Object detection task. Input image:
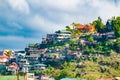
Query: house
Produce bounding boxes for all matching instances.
[33,64,46,70]
[7,62,19,74]
[28,43,40,50]
[55,30,71,41]
[77,24,95,33]
[0,55,9,65]
[0,51,10,65]
[105,31,115,39]
[47,34,57,42]
[19,59,29,68]
[43,49,61,61]
[25,43,42,64]
[40,74,50,80]
[15,52,26,63]
[20,63,46,72]
[21,64,31,72]
[26,50,41,64]
[93,31,115,40]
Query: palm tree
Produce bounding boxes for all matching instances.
[3,49,13,57]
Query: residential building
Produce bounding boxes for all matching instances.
[55,30,71,41]
[0,55,9,65]
[46,34,57,43]
[77,24,95,33]
[19,59,29,68]
[7,62,18,74]
[33,64,46,70]
[21,64,31,72]
[15,52,26,63]
[25,43,42,64]
[26,50,41,64]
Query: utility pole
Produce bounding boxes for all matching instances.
[16,66,19,80]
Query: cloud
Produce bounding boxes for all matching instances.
[1,0,120,50]
[90,0,120,21]
[27,15,65,33]
[26,0,120,25]
[8,0,30,14]
[27,0,80,12]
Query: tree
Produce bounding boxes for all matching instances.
[114,38,120,53]
[92,17,105,33]
[105,20,113,32]
[88,36,94,43]
[66,26,72,32]
[3,49,13,57]
[111,16,120,38]
[67,23,82,38]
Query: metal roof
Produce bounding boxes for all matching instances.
[34,64,46,67]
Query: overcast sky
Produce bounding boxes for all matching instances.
[0,0,120,50]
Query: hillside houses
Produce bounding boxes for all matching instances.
[0,51,10,65]
[0,55,9,65]
[40,30,71,47]
[0,24,118,80]
[77,24,95,33]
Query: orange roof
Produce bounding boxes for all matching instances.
[76,24,95,32]
[77,25,94,29]
[77,25,85,29]
[0,55,9,58]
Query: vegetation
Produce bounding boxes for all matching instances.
[1,16,120,80]
[3,49,13,57]
[38,16,120,80]
[0,76,24,80]
[92,17,105,33]
[111,17,120,37]
[40,53,120,80]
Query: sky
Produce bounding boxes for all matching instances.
[0,0,120,50]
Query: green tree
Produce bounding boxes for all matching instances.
[66,26,72,32]
[111,16,120,37]
[114,38,120,53]
[92,17,105,33]
[88,36,94,42]
[3,49,13,57]
[66,23,82,38]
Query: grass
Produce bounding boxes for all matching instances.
[0,76,24,80]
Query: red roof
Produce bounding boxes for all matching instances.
[77,25,85,29]
[0,55,9,58]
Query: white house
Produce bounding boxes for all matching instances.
[0,55,9,65]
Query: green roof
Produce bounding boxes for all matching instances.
[28,43,36,47]
[34,64,46,67]
[0,66,6,70]
[61,30,71,33]
[56,30,71,34]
